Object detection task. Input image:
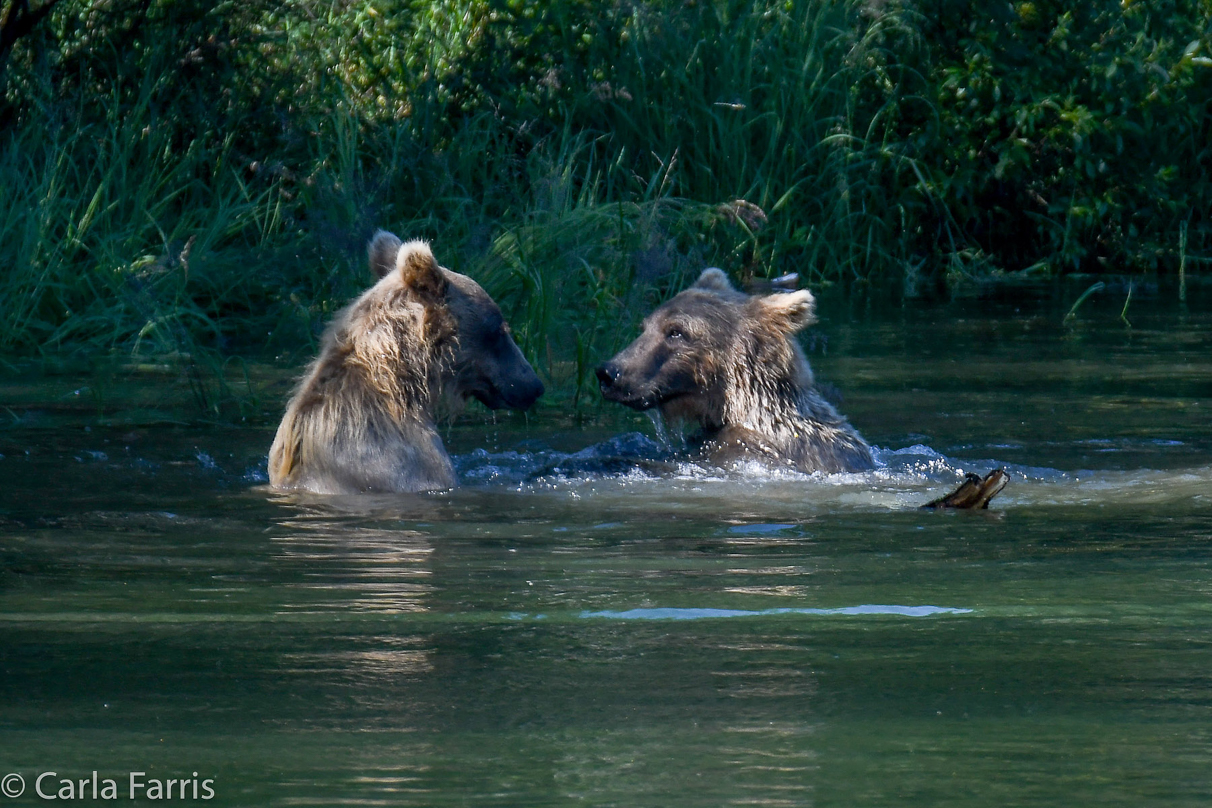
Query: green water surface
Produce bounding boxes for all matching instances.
[1,287,1210,806]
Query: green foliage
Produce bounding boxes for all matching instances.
[898,0,1212,280]
[0,0,1207,414]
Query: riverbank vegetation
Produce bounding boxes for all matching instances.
[1,0,1209,414]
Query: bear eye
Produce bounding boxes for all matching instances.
[666,326,687,342]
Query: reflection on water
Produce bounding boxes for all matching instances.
[270,521,434,614]
[0,290,1210,806]
[580,605,974,619]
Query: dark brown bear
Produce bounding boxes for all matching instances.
[268,231,543,494]
[596,268,873,474]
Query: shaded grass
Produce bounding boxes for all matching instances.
[0,0,1207,420]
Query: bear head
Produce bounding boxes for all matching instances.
[367,230,544,412]
[595,267,816,428]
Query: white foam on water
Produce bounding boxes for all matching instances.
[445,436,1212,512]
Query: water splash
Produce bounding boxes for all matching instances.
[646,409,673,450]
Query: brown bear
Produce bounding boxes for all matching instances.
[268,231,544,494]
[596,268,873,474]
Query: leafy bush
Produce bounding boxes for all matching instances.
[898,0,1212,280]
[0,0,1207,410]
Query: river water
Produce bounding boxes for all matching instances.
[1,285,1209,806]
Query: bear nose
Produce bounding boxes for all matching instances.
[596,363,620,388]
[524,376,545,405]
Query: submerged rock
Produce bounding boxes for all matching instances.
[532,432,677,479]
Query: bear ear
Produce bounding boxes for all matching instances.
[692,267,735,293]
[368,230,404,279]
[751,289,817,333]
[396,240,448,301]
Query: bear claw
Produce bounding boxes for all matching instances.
[921,469,1009,510]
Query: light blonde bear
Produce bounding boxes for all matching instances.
[269,231,543,494]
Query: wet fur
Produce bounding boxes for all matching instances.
[598,268,873,474]
[269,232,542,494]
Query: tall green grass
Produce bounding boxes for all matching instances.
[0,0,1206,416]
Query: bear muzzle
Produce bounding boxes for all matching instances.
[595,362,621,389]
[507,375,545,409]
[596,362,659,410]
[474,374,544,410]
